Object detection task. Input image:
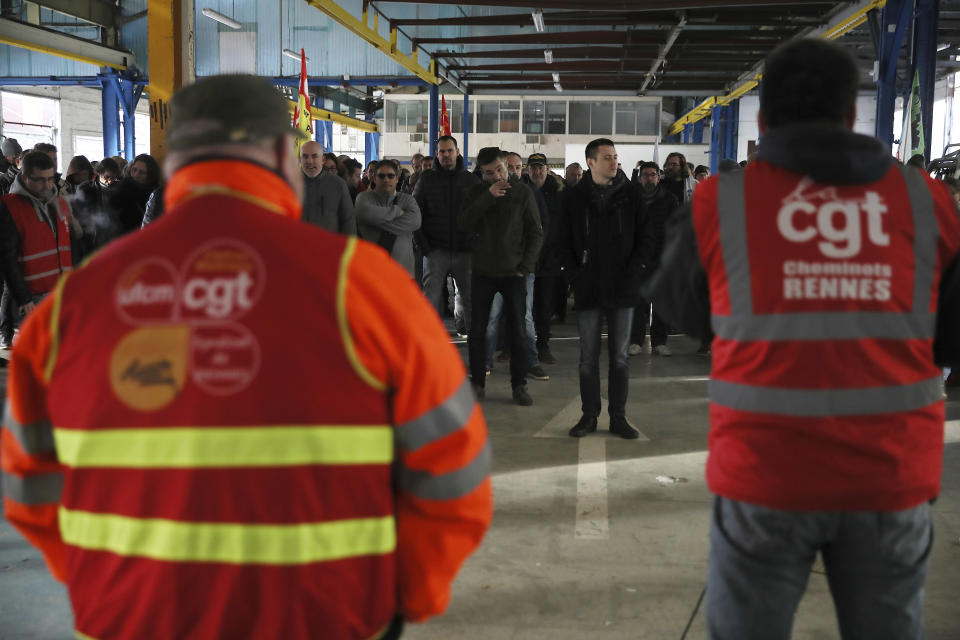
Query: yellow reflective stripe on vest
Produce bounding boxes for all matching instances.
[54,425,393,468]
[59,507,396,565]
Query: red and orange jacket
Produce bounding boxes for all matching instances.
[1,160,492,640]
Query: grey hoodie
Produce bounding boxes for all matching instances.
[354,189,422,277]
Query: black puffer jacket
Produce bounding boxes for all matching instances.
[413,156,479,253]
[558,170,652,310]
[526,175,563,275]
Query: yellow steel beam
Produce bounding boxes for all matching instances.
[148,0,184,164]
[0,17,131,69]
[304,0,439,85]
[287,101,379,134]
[669,0,886,136]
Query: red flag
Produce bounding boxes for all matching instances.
[292,48,312,153]
[439,95,451,137]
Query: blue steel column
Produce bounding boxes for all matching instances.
[682,123,691,144]
[428,84,439,158]
[913,0,939,161]
[692,119,705,145]
[100,73,121,158]
[463,93,470,169]
[119,77,144,161]
[874,0,913,148]
[723,103,737,163]
[710,105,720,175]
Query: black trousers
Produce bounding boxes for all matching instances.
[631,296,668,347]
[469,274,527,388]
[533,274,557,346]
[378,616,404,640]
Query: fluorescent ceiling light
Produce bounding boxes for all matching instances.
[554,82,562,92]
[283,48,309,62]
[201,8,241,30]
[552,72,560,83]
[544,49,553,64]
[938,43,951,52]
[532,9,545,33]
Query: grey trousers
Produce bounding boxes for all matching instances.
[707,496,932,640]
[423,249,471,333]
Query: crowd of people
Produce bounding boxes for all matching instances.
[2,37,960,639]
[0,140,161,348]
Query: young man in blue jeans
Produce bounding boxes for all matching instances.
[558,138,652,438]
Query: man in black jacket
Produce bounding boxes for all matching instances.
[414,136,479,332]
[559,138,651,439]
[459,147,543,406]
[525,153,563,364]
[629,161,678,357]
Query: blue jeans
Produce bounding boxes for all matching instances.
[485,273,538,368]
[707,496,932,640]
[577,307,633,417]
[423,249,471,333]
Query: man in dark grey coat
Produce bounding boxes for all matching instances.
[299,140,355,235]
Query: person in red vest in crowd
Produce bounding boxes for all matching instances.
[0,150,74,334]
[1,74,492,640]
[647,38,960,639]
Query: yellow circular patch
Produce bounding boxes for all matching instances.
[109,326,190,411]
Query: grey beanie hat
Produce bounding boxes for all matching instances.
[1,138,22,158]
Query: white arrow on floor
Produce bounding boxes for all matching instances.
[535,395,649,540]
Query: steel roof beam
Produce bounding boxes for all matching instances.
[390,11,821,28]
[375,1,834,10]
[304,0,438,84]
[0,16,133,69]
[32,0,117,28]
[447,60,753,72]
[414,31,788,46]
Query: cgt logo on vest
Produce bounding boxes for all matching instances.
[179,240,265,322]
[777,180,893,302]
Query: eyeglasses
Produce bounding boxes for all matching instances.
[640,172,660,178]
[376,173,397,179]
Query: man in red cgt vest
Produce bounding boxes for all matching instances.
[648,38,960,639]
[2,74,491,640]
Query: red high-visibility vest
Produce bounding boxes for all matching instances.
[3,193,72,295]
[693,163,960,511]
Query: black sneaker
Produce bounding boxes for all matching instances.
[538,344,557,364]
[527,365,549,381]
[472,383,485,400]
[568,415,597,438]
[609,416,640,440]
[512,385,533,406]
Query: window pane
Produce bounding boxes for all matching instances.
[386,102,398,132]
[500,100,520,110]
[500,109,519,133]
[523,100,544,134]
[411,101,428,133]
[590,102,613,135]
[569,102,590,135]
[477,100,499,133]
[636,103,659,135]
[450,99,463,134]
[615,106,636,136]
[546,101,566,134]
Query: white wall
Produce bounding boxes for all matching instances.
[0,85,150,171]
[738,93,881,161]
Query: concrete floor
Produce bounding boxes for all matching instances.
[2,324,960,639]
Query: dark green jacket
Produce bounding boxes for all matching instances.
[458,175,543,277]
